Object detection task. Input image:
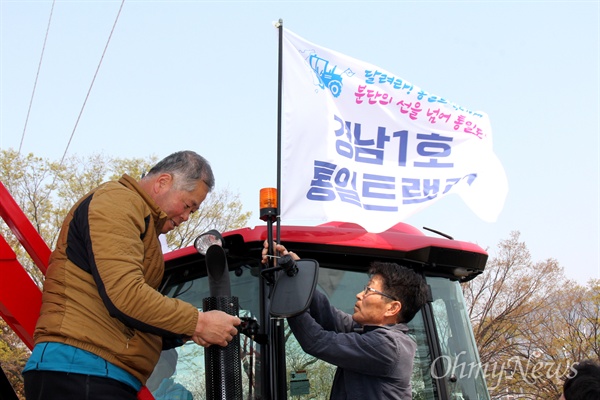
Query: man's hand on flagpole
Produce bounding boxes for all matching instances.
[261,240,300,265]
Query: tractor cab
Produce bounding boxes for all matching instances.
[154,221,491,400]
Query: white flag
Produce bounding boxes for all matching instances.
[280,28,508,232]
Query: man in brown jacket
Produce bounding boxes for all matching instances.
[23,150,240,400]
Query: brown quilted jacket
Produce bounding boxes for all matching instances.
[33,174,198,384]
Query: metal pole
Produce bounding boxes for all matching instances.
[272,17,288,400]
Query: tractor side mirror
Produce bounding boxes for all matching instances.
[269,259,319,318]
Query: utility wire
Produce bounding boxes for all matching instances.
[40,0,125,206]
[57,0,126,168]
[18,0,56,155]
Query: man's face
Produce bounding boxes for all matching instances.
[352,274,396,326]
[152,174,209,233]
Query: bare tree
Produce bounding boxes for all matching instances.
[465,233,562,353]
[462,231,599,399]
[0,320,28,398]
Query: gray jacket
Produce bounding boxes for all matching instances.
[287,290,415,399]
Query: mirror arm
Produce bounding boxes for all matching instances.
[238,317,268,345]
[259,265,285,285]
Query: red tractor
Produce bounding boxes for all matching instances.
[0,181,491,399]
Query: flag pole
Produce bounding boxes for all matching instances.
[271,18,287,400]
[276,18,283,244]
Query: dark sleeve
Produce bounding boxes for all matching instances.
[306,290,355,333]
[287,312,405,377]
[162,336,185,350]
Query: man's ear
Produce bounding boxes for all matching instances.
[385,301,402,319]
[154,173,173,193]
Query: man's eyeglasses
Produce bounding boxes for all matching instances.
[363,286,397,301]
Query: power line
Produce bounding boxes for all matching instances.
[39,0,126,206]
[57,0,126,168]
[18,0,56,155]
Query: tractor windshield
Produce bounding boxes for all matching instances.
[155,264,489,400]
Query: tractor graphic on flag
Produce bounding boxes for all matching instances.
[308,54,354,98]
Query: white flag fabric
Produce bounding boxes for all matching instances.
[280,28,508,232]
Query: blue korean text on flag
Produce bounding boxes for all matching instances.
[280,28,508,233]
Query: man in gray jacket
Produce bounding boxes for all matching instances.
[266,244,428,400]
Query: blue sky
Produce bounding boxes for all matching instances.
[1,1,598,284]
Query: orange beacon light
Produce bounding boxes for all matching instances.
[259,187,278,222]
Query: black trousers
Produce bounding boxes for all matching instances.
[24,370,138,400]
